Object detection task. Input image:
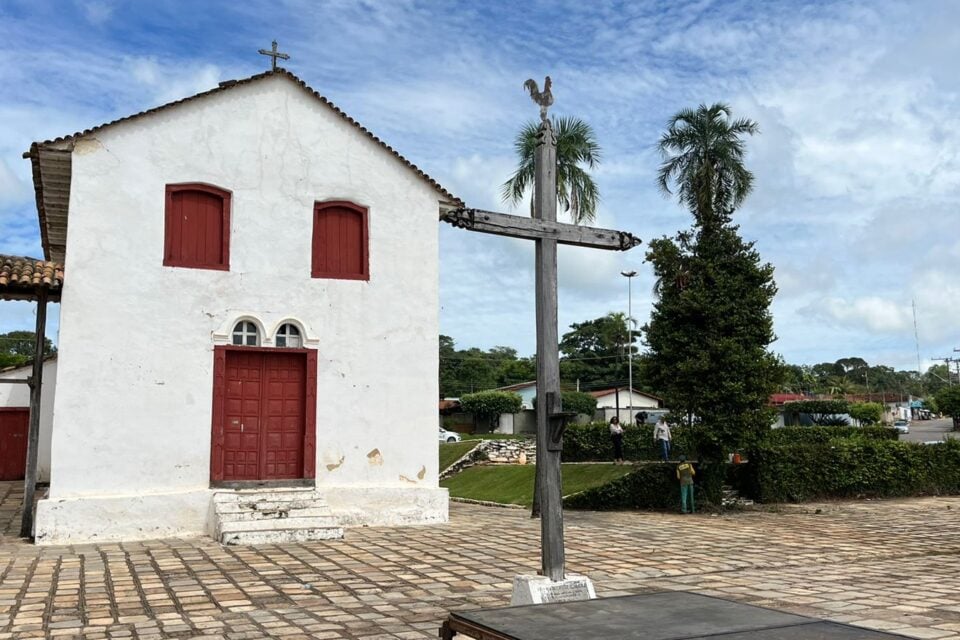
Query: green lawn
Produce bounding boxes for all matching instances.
[439,441,478,472]
[440,464,632,506]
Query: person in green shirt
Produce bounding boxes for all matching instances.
[676,455,695,514]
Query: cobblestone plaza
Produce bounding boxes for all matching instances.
[1,483,959,639]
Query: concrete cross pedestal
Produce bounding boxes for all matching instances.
[510,574,597,605]
[440,76,641,600]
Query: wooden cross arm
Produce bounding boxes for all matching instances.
[440,208,642,251]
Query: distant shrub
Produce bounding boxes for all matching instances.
[561,391,598,416]
[460,391,523,431]
[563,422,695,461]
[849,402,884,426]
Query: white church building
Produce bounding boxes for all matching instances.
[21,68,458,544]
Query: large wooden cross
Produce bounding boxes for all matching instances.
[441,80,641,582]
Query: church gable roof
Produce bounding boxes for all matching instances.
[26,68,461,262]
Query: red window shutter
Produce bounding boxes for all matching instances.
[164,184,231,270]
[312,201,369,280]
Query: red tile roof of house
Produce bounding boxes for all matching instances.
[0,254,63,301]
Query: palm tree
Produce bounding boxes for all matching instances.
[502,116,601,224]
[657,103,758,226]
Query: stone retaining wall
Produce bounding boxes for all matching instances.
[440,439,538,480]
[482,439,537,464]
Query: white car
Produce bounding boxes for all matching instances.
[439,428,461,443]
[892,420,910,434]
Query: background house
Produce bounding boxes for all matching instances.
[0,358,56,483]
[590,387,664,424]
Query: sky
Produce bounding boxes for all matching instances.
[0,0,958,370]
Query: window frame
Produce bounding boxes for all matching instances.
[311,200,369,281]
[231,321,260,346]
[164,183,232,271]
[275,323,302,348]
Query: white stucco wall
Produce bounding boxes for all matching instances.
[593,390,660,410]
[0,359,57,482]
[37,75,445,542]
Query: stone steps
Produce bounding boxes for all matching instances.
[211,488,343,545]
[721,485,754,508]
[216,507,334,522]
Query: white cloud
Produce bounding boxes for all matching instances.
[126,58,223,105]
[1,0,958,368]
[79,1,115,26]
[810,296,913,333]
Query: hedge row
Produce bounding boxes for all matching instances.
[746,439,960,503]
[562,422,696,462]
[761,426,898,446]
[563,461,730,510]
[561,424,895,462]
[564,464,688,510]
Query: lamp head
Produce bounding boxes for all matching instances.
[621,270,638,278]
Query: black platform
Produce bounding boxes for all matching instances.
[440,591,909,639]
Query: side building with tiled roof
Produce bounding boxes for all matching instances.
[27,68,457,544]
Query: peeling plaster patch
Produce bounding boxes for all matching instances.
[417,465,426,480]
[399,474,416,484]
[367,448,383,465]
[74,138,104,155]
[325,455,345,472]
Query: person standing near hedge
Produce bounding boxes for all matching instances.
[654,416,672,461]
[676,455,695,513]
[609,416,625,465]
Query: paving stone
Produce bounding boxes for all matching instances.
[2,483,960,637]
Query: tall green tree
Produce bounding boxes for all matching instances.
[502,116,601,224]
[559,312,643,390]
[657,103,758,228]
[936,386,960,431]
[645,104,779,459]
[0,331,57,369]
[438,336,535,398]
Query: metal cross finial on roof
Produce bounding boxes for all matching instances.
[258,40,290,71]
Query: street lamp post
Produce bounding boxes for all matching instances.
[622,270,638,423]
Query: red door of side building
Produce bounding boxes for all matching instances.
[0,409,29,481]
[213,349,314,482]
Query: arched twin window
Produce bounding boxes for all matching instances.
[232,321,259,346]
[230,321,302,348]
[275,323,301,348]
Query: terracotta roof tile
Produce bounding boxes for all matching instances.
[0,254,64,300]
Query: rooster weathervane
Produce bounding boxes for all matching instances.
[523,76,553,122]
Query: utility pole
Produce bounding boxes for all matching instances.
[932,357,956,386]
[621,270,637,423]
[913,300,924,395]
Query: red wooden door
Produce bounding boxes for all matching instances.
[262,352,306,479]
[0,409,29,481]
[223,352,264,480]
[221,351,305,481]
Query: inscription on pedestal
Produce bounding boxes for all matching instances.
[511,574,596,606]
